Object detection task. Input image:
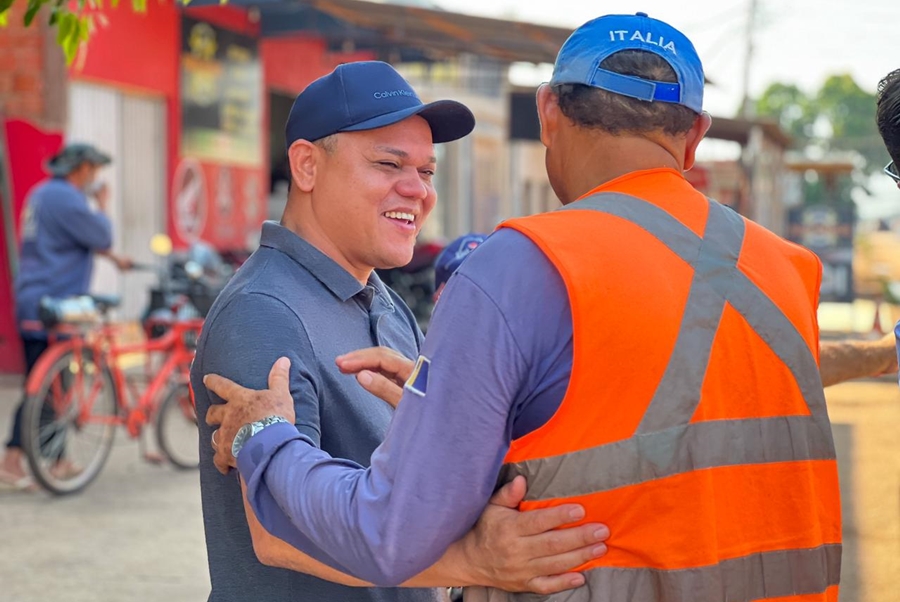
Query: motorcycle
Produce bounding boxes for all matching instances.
[140,236,233,339]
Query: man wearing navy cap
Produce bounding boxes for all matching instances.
[207,14,841,601]
[432,233,487,302]
[191,61,609,602]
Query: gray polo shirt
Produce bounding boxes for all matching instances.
[191,222,442,602]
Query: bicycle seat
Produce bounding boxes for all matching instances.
[90,294,122,310]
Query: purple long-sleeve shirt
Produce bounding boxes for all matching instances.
[237,228,574,585]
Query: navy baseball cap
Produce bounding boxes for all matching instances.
[551,12,704,113]
[286,61,475,149]
[434,233,487,290]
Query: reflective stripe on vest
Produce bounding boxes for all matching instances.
[468,545,840,602]
[501,193,835,502]
[480,192,839,602]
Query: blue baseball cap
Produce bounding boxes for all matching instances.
[434,233,488,290]
[551,12,704,113]
[286,61,475,149]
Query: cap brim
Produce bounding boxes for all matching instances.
[341,100,475,143]
[87,151,112,166]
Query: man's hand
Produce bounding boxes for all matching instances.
[204,357,295,474]
[874,332,899,376]
[456,476,609,593]
[93,182,109,212]
[336,347,415,408]
[113,254,134,271]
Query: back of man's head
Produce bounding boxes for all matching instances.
[550,13,704,137]
[555,50,698,137]
[877,69,900,165]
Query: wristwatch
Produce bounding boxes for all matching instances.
[232,415,291,459]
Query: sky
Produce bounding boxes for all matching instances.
[437,0,900,218]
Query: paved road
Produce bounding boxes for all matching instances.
[0,375,898,602]
[0,376,209,602]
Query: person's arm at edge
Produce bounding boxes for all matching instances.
[819,333,898,387]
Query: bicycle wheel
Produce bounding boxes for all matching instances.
[155,383,199,470]
[21,348,118,495]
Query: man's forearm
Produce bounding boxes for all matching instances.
[819,336,897,387]
[238,423,487,586]
[242,479,472,588]
[241,480,369,587]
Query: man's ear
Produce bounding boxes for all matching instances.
[684,111,713,171]
[536,84,561,150]
[287,140,319,193]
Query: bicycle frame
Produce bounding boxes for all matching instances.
[22,317,204,438]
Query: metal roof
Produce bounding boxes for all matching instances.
[707,116,793,149]
[193,0,575,63]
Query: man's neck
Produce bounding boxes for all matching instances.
[281,208,373,286]
[559,135,683,204]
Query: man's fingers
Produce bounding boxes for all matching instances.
[206,404,224,426]
[336,347,414,384]
[268,357,292,395]
[524,572,586,596]
[356,370,404,408]
[214,450,232,475]
[489,475,527,509]
[529,522,609,555]
[528,543,608,582]
[204,373,246,402]
[515,503,587,536]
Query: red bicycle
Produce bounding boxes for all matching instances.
[20,295,203,495]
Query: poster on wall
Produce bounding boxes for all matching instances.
[180,17,263,167]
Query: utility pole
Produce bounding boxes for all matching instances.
[739,0,758,119]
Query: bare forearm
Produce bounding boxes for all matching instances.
[241,480,369,586]
[819,335,897,387]
[242,479,469,587]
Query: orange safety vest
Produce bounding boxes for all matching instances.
[468,168,841,602]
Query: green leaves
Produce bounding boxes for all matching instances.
[23,0,43,26]
[755,74,886,176]
[55,11,83,62]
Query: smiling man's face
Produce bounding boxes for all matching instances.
[308,116,438,278]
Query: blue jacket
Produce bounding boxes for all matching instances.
[15,178,112,337]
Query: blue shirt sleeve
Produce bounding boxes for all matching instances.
[51,191,113,251]
[238,230,572,586]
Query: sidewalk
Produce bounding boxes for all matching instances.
[0,376,210,602]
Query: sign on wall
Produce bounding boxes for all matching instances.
[181,17,263,167]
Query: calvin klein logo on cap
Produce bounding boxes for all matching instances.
[374,90,417,99]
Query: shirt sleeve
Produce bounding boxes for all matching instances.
[52,193,113,251]
[199,291,323,445]
[238,272,530,585]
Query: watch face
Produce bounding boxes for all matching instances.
[232,425,252,457]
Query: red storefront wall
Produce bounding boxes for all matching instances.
[0,2,373,373]
[74,3,370,252]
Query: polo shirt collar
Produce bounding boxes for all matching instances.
[258,222,391,305]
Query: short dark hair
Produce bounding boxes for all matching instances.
[554,50,698,136]
[876,69,900,164]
